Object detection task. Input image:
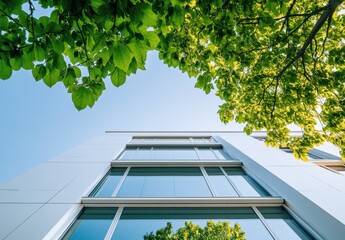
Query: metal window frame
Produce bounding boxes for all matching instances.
[81,197,285,207]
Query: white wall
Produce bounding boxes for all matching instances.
[0,133,132,240]
[217,133,345,240]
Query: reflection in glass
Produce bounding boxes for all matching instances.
[258,207,313,240]
[223,167,268,196]
[62,208,117,240]
[213,149,229,159]
[204,167,238,196]
[111,207,273,240]
[116,167,212,197]
[90,168,126,197]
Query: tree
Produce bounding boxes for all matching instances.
[143,221,246,240]
[0,0,344,159]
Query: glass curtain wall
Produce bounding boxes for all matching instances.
[62,136,315,240]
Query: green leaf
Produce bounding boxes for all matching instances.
[73,66,82,78]
[98,48,111,66]
[86,35,95,52]
[62,68,76,87]
[142,31,160,49]
[90,67,102,79]
[140,3,157,26]
[111,67,126,87]
[171,6,184,28]
[34,45,46,62]
[127,58,138,74]
[127,39,148,65]
[0,16,9,30]
[72,85,92,110]
[43,69,60,87]
[243,125,253,135]
[91,33,106,53]
[195,75,207,89]
[21,53,35,70]
[10,57,23,71]
[104,19,114,31]
[32,64,47,81]
[52,38,65,53]
[0,59,12,80]
[90,0,106,13]
[113,44,133,72]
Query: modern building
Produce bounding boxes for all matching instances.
[0,131,345,239]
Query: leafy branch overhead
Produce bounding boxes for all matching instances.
[0,0,344,159]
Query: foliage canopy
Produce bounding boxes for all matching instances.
[143,221,246,240]
[0,0,344,159]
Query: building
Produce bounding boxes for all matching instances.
[0,131,345,239]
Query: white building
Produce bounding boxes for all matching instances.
[0,131,344,239]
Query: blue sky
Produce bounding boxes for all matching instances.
[0,51,243,184]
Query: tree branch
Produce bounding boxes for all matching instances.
[76,20,92,69]
[237,5,327,25]
[28,0,35,38]
[276,1,342,79]
[280,0,296,31]
[0,9,32,34]
[270,77,279,120]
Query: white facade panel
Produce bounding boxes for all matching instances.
[0,204,42,239]
[4,204,74,240]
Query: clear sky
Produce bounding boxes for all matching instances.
[0,51,244,184]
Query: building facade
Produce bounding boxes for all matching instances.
[0,131,344,239]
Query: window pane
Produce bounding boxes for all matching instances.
[111,207,273,240]
[223,168,268,196]
[150,148,198,160]
[90,168,126,197]
[258,207,313,240]
[119,149,136,160]
[204,167,238,196]
[213,149,230,159]
[198,148,217,159]
[227,176,262,196]
[133,147,151,159]
[151,148,174,159]
[173,148,198,159]
[62,208,117,240]
[116,167,212,197]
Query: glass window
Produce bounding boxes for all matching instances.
[119,148,136,160]
[62,208,117,240]
[116,167,212,197]
[213,149,230,159]
[133,147,151,160]
[90,168,126,197]
[119,147,231,160]
[307,148,341,161]
[258,207,313,240]
[131,136,214,143]
[223,168,269,196]
[151,148,174,159]
[204,167,238,196]
[111,207,273,240]
[151,147,198,160]
[198,148,217,159]
[172,148,199,159]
